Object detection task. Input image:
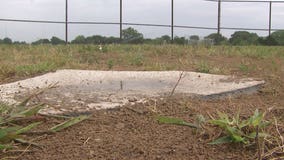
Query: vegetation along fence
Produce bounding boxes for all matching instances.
[0,0,283,44]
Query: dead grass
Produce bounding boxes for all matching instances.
[0,44,283,82]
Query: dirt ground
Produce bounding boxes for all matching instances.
[1,93,283,160]
[0,45,284,160]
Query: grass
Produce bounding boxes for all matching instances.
[196,61,210,73]
[0,44,283,82]
[0,44,283,159]
[0,96,88,151]
[208,109,270,145]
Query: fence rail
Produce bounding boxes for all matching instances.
[0,0,283,44]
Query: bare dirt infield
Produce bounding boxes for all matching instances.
[0,45,283,160]
[1,94,284,160]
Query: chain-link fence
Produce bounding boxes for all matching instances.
[0,0,283,44]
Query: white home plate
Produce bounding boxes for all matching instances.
[0,70,265,115]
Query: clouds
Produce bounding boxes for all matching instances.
[0,0,283,42]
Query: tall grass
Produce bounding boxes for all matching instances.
[0,44,283,82]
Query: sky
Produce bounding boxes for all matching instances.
[0,0,283,42]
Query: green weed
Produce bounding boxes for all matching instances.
[107,59,114,70]
[196,61,210,73]
[239,64,249,72]
[129,53,144,66]
[157,116,198,128]
[0,90,88,151]
[209,109,270,145]
[15,62,57,76]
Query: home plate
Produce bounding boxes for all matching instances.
[0,70,265,115]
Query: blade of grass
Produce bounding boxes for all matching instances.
[0,127,21,140]
[12,104,45,119]
[49,115,89,132]
[157,116,198,128]
[17,83,58,107]
[208,136,233,145]
[15,122,42,135]
[14,139,42,149]
[0,144,12,150]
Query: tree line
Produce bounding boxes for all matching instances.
[1,27,284,46]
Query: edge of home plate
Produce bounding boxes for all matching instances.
[0,70,265,115]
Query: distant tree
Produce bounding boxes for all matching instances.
[229,31,259,45]
[50,36,65,45]
[148,35,171,45]
[205,33,227,45]
[86,35,106,44]
[105,36,120,44]
[122,27,144,44]
[3,37,13,45]
[0,39,3,44]
[71,35,86,44]
[258,36,278,46]
[270,30,284,45]
[32,39,50,45]
[71,35,119,44]
[190,35,200,41]
[160,35,171,44]
[13,41,27,45]
[173,36,187,45]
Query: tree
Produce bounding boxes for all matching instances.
[148,35,171,45]
[173,36,187,45]
[105,36,120,44]
[229,31,259,45]
[160,35,171,44]
[271,30,284,45]
[190,35,200,41]
[3,37,13,44]
[122,27,144,44]
[13,41,27,45]
[258,36,278,46]
[85,35,106,44]
[32,39,50,45]
[50,36,65,45]
[71,35,86,44]
[205,33,227,45]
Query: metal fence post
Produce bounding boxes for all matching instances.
[65,0,68,44]
[269,1,272,36]
[120,0,123,41]
[217,0,221,35]
[171,0,174,42]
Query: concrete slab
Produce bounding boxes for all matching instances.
[0,70,265,115]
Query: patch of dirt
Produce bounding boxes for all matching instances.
[1,93,283,160]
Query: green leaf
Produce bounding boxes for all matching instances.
[15,122,42,135]
[231,134,246,143]
[209,136,233,145]
[247,132,270,139]
[14,104,44,118]
[50,115,89,132]
[239,119,250,129]
[0,127,21,140]
[224,125,238,135]
[0,144,12,150]
[157,116,198,128]
[259,121,271,129]
[209,119,228,128]
[249,109,264,127]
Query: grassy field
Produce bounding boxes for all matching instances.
[0,44,284,159]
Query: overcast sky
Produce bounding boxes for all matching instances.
[0,0,283,42]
